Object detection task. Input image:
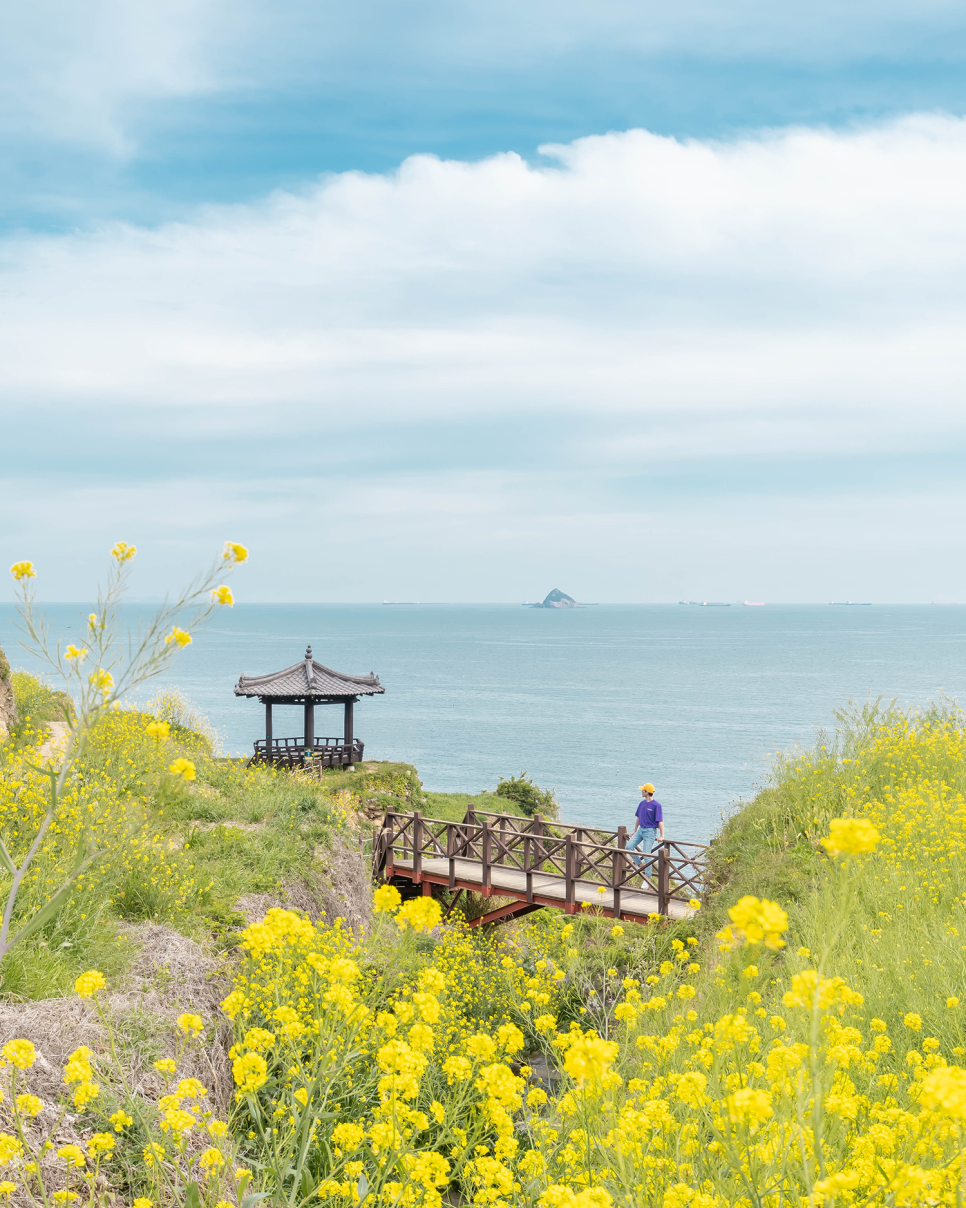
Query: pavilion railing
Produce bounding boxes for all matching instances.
[249,737,364,769]
[372,807,707,919]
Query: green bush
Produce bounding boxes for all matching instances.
[494,771,557,817]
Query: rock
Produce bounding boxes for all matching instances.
[0,645,15,740]
[533,588,578,609]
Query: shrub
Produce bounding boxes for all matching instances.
[495,771,557,817]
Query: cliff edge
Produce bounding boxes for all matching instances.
[0,645,15,740]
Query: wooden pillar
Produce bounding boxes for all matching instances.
[481,820,492,898]
[565,833,576,913]
[613,825,627,922]
[344,698,354,746]
[265,701,273,752]
[385,806,396,878]
[658,843,670,915]
[447,823,457,889]
[413,811,423,882]
[304,698,315,749]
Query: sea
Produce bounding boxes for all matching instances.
[2,602,966,843]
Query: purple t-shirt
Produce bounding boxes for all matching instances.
[636,799,664,829]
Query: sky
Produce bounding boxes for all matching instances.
[4,0,966,602]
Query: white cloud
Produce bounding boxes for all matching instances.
[2,115,966,424]
[0,0,230,150]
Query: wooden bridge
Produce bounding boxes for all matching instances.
[372,808,708,927]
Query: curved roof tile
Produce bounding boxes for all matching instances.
[235,646,384,699]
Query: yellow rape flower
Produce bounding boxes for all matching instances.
[820,817,880,856]
[9,561,36,581]
[88,669,114,697]
[233,1052,268,1094]
[64,644,88,663]
[145,720,170,741]
[222,542,249,564]
[921,1066,966,1118]
[199,1147,225,1175]
[74,970,106,998]
[164,627,192,648]
[212,585,234,605]
[719,896,788,950]
[110,541,137,562]
[177,1013,204,1037]
[57,1145,86,1168]
[373,883,402,913]
[169,758,196,780]
[726,1087,773,1125]
[396,896,442,933]
[2,1039,36,1069]
[15,1094,43,1117]
[563,1033,618,1086]
[0,1137,20,1167]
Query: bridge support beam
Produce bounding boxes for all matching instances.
[467,902,544,929]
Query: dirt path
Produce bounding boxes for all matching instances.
[37,721,70,762]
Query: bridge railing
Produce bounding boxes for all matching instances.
[372,807,708,917]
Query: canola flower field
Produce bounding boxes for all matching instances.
[3,692,966,1207]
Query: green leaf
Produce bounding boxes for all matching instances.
[0,840,16,878]
[240,1194,270,1208]
[8,881,76,948]
[184,1181,201,1208]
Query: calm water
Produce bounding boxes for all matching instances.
[3,603,966,842]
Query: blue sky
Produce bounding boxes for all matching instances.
[4,0,966,601]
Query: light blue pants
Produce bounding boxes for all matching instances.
[627,826,658,870]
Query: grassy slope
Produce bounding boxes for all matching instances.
[687,699,966,1051]
[0,674,538,997]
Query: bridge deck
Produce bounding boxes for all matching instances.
[392,855,695,922]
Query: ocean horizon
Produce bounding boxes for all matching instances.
[3,602,965,843]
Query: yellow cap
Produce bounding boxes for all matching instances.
[640,783,655,793]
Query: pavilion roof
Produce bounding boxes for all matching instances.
[234,646,385,700]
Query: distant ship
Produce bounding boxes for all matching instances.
[700,602,730,607]
[743,601,765,606]
[829,601,871,606]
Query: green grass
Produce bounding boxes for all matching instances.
[421,790,527,823]
[7,670,74,746]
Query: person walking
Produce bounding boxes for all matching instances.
[627,782,665,873]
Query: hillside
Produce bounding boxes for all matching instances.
[2,678,966,1207]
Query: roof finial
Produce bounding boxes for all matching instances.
[305,645,312,660]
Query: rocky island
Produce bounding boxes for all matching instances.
[532,587,578,608]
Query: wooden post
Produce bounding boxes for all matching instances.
[498,815,506,866]
[524,834,534,904]
[658,843,670,915]
[565,833,576,912]
[344,698,354,747]
[481,820,492,897]
[265,701,273,759]
[385,807,396,878]
[303,699,315,751]
[613,825,627,922]
[532,814,544,870]
[413,811,423,883]
[447,823,456,889]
